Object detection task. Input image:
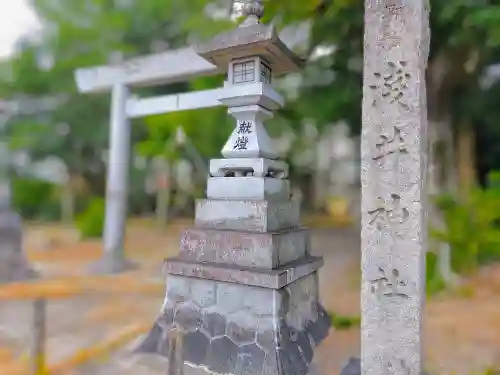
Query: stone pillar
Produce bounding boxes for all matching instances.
[341,1,430,375]
[0,107,35,282]
[137,2,331,373]
[90,83,136,273]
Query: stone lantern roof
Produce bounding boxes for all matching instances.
[195,1,304,76]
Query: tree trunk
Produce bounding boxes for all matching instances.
[427,52,460,285]
[456,121,477,198]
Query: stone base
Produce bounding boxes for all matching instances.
[206,177,290,201]
[0,255,37,283]
[179,227,310,269]
[87,256,137,275]
[340,357,360,375]
[195,199,301,233]
[0,210,37,283]
[136,272,330,375]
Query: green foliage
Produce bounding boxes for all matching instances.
[76,197,105,239]
[425,252,446,295]
[11,178,60,221]
[430,187,500,276]
[329,312,360,330]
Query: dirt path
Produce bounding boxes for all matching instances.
[1,222,499,375]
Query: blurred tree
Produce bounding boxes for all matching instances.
[260,0,500,195]
[2,0,500,204]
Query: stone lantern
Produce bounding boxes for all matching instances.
[137,2,331,374]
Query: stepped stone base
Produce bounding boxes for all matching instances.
[137,272,330,375]
[179,227,310,269]
[195,199,301,233]
[0,211,37,283]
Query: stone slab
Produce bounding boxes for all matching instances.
[210,158,288,178]
[179,227,309,269]
[195,199,301,232]
[164,256,323,290]
[206,177,290,201]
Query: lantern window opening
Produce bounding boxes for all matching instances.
[233,60,256,84]
[260,60,272,84]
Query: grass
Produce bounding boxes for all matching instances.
[329,311,361,330]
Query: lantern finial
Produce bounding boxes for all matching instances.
[240,0,264,26]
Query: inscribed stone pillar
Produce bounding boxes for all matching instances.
[341,1,430,375]
[136,2,331,374]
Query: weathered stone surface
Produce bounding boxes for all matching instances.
[134,322,163,354]
[183,331,209,365]
[201,310,226,338]
[206,177,290,201]
[210,158,288,178]
[136,274,330,374]
[166,275,191,303]
[174,302,202,332]
[306,304,330,345]
[206,336,239,374]
[210,157,288,178]
[164,256,323,289]
[195,199,301,233]
[195,22,303,76]
[340,357,361,375]
[235,344,266,375]
[190,278,217,308]
[0,211,36,283]
[179,227,308,269]
[361,1,429,375]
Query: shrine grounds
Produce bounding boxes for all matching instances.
[0,219,499,375]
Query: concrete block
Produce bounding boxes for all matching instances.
[206,177,290,200]
[195,199,300,232]
[210,158,288,178]
[179,228,308,269]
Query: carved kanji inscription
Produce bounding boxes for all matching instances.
[384,0,403,14]
[369,267,409,299]
[369,61,411,110]
[386,359,411,375]
[373,126,407,161]
[237,121,252,134]
[368,194,409,229]
[233,136,249,150]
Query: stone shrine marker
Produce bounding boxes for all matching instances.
[137,2,331,374]
[342,1,430,375]
[0,97,62,282]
